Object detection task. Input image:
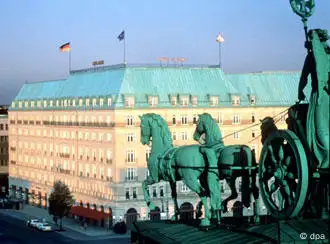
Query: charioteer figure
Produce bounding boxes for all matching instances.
[298,29,330,169]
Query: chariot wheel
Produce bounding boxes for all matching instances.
[259,129,309,219]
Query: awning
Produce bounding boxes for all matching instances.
[70,206,111,221]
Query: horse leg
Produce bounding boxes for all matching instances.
[142,176,157,211]
[207,170,221,225]
[183,174,211,227]
[222,177,238,213]
[169,181,179,221]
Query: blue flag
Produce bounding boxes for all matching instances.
[118,31,125,41]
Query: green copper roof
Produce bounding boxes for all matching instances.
[10,65,308,111]
[227,71,311,106]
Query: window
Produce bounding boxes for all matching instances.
[172,115,176,125]
[50,100,53,107]
[79,99,83,106]
[172,132,177,141]
[92,98,97,106]
[0,124,3,130]
[152,186,157,197]
[125,188,130,200]
[233,132,240,139]
[232,95,240,105]
[159,186,164,197]
[86,99,90,107]
[19,101,22,108]
[252,130,256,138]
[180,96,189,106]
[31,101,35,108]
[252,113,256,123]
[126,149,135,163]
[148,96,158,107]
[191,96,197,106]
[250,95,256,105]
[107,98,112,107]
[126,168,137,181]
[181,131,188,140]
[64,100,67,107]
[100,98,104,107]
[233,114,240,124]
[125,96,134,108]
[5,124,8,131]
[132,187,137,199]
[127,133,136,142]
[210,96,219,106]
[193,114,197,124]
[126,116,134,126]
[181,115,188,125]
[171,96,177,106]
[43,100,47,107]
[181,183,190,192]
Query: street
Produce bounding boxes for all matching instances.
[0,212,130,244]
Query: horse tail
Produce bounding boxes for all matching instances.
[241,145,254,208]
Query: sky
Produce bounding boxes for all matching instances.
[0,0,329,105]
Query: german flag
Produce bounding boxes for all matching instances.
[59,42,71,52]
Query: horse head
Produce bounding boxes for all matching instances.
[193,113,222,145]
[139,113,173,149]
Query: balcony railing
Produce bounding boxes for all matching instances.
[41,121,116,128]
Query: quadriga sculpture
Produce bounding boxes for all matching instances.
[139,113,221,227]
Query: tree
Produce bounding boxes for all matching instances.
[48,180,75,230]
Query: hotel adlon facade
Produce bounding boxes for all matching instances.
[8,64,302,223]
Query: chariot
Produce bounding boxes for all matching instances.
[258,0,329,221]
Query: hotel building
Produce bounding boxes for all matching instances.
[0,111,9,197]
[8,64,304,225]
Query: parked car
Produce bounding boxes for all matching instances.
[29,219,41,228]
[37,222,52,232]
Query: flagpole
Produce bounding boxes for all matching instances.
[69,50,72,73]
[124,30,126,64]
[219,42,222,69]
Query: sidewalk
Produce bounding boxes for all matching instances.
[0,204,130,241]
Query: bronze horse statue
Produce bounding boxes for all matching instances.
[193,113,260,215]
[139,113,221,227]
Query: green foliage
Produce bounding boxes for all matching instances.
[48,180,75,219]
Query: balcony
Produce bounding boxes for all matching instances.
[125,176,138,182]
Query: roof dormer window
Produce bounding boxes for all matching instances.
[64,100,67,107]
[180,96,189,106]
[56,100,59,107]
[250,95,256,105]
[92,98,97,107]
[18,102,22,108]
[107,98,112,107]
[11,102,15,108]
[232,95,240,106]
[148,96,158,107]
[100,98,104,107]
[25,101,29,108]
[43,100,47,107]
[171,96,177,106]
[125,96,135,108]
[50,100,53,107]
[37,101,41,108]
[79,99,83,106]
[86,98,90,107]
[210,96,219,106]
[72,99,75,107]
[31,101,35,108]
[191,96,198,106]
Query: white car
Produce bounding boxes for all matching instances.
[37,223,52,232]
[30,219,41,228]
[26,219,40,227]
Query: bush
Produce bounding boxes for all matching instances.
[113,221,127,234]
